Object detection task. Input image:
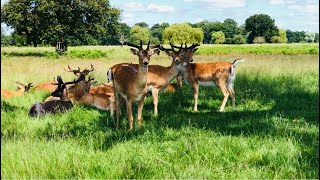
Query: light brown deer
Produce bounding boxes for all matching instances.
[1,82,33,98]
[178,44,245,112]
[109,41,160,129]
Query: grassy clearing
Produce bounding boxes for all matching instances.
[1,45,319,178]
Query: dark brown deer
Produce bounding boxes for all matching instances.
[28,75,84,117]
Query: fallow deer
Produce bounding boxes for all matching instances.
[1,82,33,98]
[109,41,160,129]
[28,75,83,117]
[177,44,245,112]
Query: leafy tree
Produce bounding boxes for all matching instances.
[232,34,246,44]
[304,32,315,43]
[271,29,287,43]
[135,22,149,28]
[211,31,225,44]
[286,30,306,43]
[193,20,225,44]
[223,18,240,39]
[1,0,121,46]
[129,25,150,44]
[245,14,278,43]
[150,22,169,43]
[315,33,319,43]
[162,23,203,44]
[1,27,13,46]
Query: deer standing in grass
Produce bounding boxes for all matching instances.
[109,41,160,129]
[178,44,245,112]
[108,43,184,116]
[1,82,33,98]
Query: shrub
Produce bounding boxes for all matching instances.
[211,31,225,44]
[233,34,246,44]
[253,36,266,44]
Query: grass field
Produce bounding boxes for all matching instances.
[1,44,319,178]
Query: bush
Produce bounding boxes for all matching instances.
[253,36,266,44]
[211,31,225,44]
[233,34,246,44]
[270,36,281,43]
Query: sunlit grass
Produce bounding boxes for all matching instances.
[1,45,319,178]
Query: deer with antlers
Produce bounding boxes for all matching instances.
[108,41,160,129]
[176,43,245,112]
[64,64,115,115]
[28,75,84,117]
[1,82,33,98]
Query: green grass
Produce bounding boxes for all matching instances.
[1,45,319,178]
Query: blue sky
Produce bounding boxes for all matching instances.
[1,0,319,34]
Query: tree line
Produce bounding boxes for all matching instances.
[1,0,319,47]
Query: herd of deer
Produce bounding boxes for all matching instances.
[1,41,245,129]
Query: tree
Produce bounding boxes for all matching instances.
[1,0,121,46]
[253,36,265,44]
[162,23,203,44]
[232,34,246,44]
[245,14,278,43]
[286,30,306,43]
[315,33,319,43]
[271,29,287,43]
[223,18,240,39]
[211,31,225,44]
[150,22,169,43]
[135,22,149,28]
[304,32,315,43]
[129,25,150,44]
[193,20,225,44]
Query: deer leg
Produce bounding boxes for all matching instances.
[152,88,159,116]
[227,86,235,110]
[137,96,146,128]
[218,83,229,112]
[126,99,133,130]
[115,92,121,129]
[192,83,199,111]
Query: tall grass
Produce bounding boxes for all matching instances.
[1,45,319,178]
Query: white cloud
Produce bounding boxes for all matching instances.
[123,2,144,12]
[288,4,319,16]
[123,2,175,13]
[184,0,246,8]
[121,13,135,26]
[147,3,175,13]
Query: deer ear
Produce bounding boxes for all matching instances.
[151,48,160,56]
[130,48,139,55]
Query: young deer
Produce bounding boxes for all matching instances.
[109,41,160,129]
[1,82,33,98]
[178,44,245,112]
[28,75,83,117]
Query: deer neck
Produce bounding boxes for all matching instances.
[166,62,180,81]
[136,62,148,87]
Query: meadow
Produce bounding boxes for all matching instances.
[1,44,319,178]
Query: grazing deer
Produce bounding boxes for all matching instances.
[28,75,83,117]
[1,82,33,98]
[109,41,160,129]
[177,44,245,112]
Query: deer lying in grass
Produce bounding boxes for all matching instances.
[109,41,160,129]
[177,44,245,112]
[1,82,33,98]
[64,65,115,115]
[28,76,83,117]
[67,76,115,115]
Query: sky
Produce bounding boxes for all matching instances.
[1,0,319,34]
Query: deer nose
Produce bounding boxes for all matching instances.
[189,59,193,62]
[143,60,149,66]
[175,58,180,62]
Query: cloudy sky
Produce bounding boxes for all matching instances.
[1,0,319,33]
[110,0,319,32]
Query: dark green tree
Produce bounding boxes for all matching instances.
[286,30,306,43]
[150,22,169,43]
[245,14,278,43]
[1,0,121,46]
[135,22,149,28]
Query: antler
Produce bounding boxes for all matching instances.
[146,40,151,50]
[64,65,81,75]
[126,40,142,49]
[82,64,95,75]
